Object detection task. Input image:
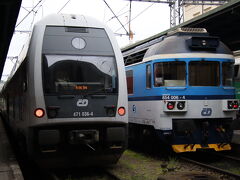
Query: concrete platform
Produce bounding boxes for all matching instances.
[0,117,23,180]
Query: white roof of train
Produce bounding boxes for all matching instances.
[35,14,107,29]
[235,57,240,65]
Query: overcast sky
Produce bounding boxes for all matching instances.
[2,0,170,80]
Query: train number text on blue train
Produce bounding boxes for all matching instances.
[162,95,186,100]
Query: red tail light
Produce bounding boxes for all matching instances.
[34,108,45,118]
[233,101,239,109]
[118,107,126,116]
[167,102,175,110]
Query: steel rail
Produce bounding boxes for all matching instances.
[105,169,123,180]
[180,157,240,179]
[208,152,240,162]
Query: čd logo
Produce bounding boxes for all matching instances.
[201,108,212,116]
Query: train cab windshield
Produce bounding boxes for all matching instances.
[153,60,233,87]
[42,55,118,95]
[189,61,220,86]
[154,61,186,87]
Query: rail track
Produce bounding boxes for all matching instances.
[180,151,240,180]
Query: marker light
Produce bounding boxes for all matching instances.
[34,108,45,118]
[167,102,175,110]
[118,107,126,116]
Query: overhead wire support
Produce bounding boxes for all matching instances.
[21,6,31,13]
[129,0,132,40]
[182,0,229,6]
[125,0,229,27]
[124,0,172,3]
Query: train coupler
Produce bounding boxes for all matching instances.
[68,130,99,151]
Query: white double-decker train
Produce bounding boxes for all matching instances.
[1,14,128,167]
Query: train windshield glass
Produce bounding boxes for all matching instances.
[189,61,220,86]
[154,61,186,87]
[222,62,234,86]
[42,55,118,95]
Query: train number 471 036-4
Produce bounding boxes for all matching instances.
[73,111,94,117]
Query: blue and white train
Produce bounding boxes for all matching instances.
[123,28,238,153]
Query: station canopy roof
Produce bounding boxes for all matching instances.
[122,0,240,53]
[0,0,22,78]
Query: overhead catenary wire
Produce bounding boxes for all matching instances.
[107,10,129,22]
[29,0,46,29]
[115,2,155,33]
[107,3,129,22]
[57,0,71,14]
[16,0,43,28]
[102,0,129,36]
[18,0,47,31]
[10,0,47,80]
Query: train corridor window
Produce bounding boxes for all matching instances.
[189,61,219,86]
[154,61,186,87]
[146,64,151,89]
[234,65,240,79]
[42,55,118,95]
[223,62,234,86]
[126,70,133,94]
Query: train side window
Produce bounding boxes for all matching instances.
[126,70,133,95]
[146,64,151,89]
[234,65,240,80]
[223,62,234,86]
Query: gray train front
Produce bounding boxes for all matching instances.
[1,14,128,168]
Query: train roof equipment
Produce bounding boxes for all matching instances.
[124,27,232,66]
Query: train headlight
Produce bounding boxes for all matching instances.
[177,101,185,110]
[167,102,175,110]
[118,107,126,116]
[34,108,45,118]
[228,101,233,109]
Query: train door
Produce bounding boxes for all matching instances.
[146,64,152,89]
